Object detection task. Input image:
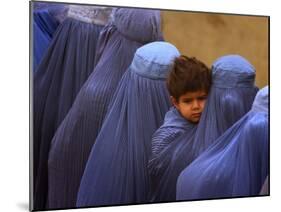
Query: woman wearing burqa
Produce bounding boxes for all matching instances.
[177,86,268,200]
[33,5,111,210]
[76,41,180,207]
[47,9,163,209]
[148,55,258,202]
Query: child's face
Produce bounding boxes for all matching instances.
[172,90,208,123]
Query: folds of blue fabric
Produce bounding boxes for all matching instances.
[150,107,195,157]
[176,111,268,200]
[47,25,142,209]
[148,127,197,202]
[148,87,258,202]
[148,107,196,201]
[76,70,171,207]
[33,18,103,210]
[33,9,59,72]
[47,8,164,209]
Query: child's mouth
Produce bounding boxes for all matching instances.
[192,113,201,118]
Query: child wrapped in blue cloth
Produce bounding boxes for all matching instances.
[151,56,211,156]
[149,56,211,198]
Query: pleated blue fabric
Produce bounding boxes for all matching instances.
[33,8,59,72]
[47,9,163,209]
[148,107,196,197]
[76,41,180,207]
[177,86,268,200]
[147,55,259,202]
[33,18,103,210]
[151,107,196,156]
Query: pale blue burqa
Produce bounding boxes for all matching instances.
[76,41,180,207]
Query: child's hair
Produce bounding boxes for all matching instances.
[167,55,211,101]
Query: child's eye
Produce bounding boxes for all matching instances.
[183,99,192,103]
[198,96,207,101]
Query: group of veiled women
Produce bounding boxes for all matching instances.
[32,2,269,211]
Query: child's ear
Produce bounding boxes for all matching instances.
[170,96,179,109]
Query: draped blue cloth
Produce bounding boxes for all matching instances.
[147,55,258,202]
[151,107,195,156]
[47,9,163,209]
[148,107,196,197]
[76,41,180,207]
[33,18,103,210]
[33,8,59,72]
[177,86,268,200]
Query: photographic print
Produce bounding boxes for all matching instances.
[30,0,269,211]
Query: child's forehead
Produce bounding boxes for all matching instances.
[180,90,208,98]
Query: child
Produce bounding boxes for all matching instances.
[151,55,211,159]
[149,55,211,200]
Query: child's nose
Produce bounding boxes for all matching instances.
[192,100,200,109]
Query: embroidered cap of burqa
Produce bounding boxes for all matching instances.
[177,86,268,200]
[76,41,180,207]
[148,55,258,202]
[47,9,163,209]
[33,2,69,23]
[33,6,108,210]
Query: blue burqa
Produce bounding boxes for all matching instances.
[148,55,259,202]
[177,86,268,200]
[32,6,61,72]
[47,9,163,209]
[33,12,105,209]
[76,41,180,207]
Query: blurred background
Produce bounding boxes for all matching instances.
[162,11,269,88]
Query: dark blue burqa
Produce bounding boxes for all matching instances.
[176,86,268,200]
[76,41,180,207]
[47,9,163,209]
[33,15,104,209]
[33,8,59,72]
[148,55,259,202]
